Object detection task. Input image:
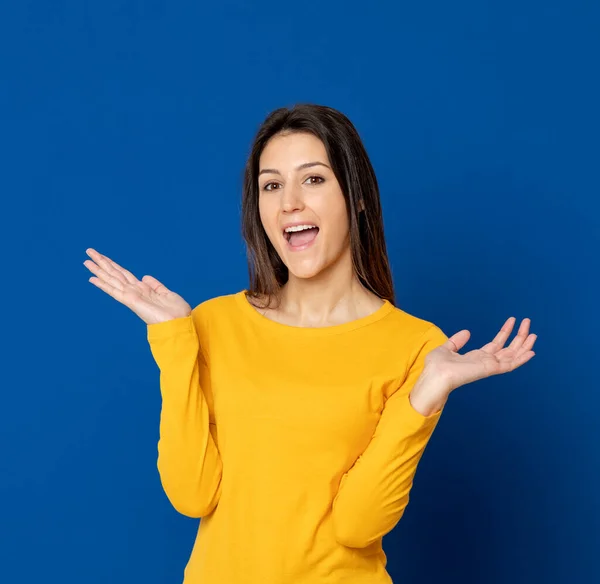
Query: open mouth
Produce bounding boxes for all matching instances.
[283,225,320,250]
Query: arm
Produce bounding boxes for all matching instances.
[331,324,448,548]
[147,310,222,518]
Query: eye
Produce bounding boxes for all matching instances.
[305,175,324,185]
[263,182,281,192]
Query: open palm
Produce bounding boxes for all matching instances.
[83,248,191,325]
[425,317,537,392]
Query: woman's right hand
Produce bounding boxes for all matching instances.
[83,248,192,325]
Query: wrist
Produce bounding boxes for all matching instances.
[409,367,451,417]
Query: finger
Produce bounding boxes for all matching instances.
[506,318,531,352]
[84,258,126,292]
[141,274,170,295]
[480,317,516,354]
[88,276,127,303]
[495,333,537,370]
[85,249,129,287]
[91,251,132,287]
[513,333,537,360]
[86,248,114,267]
[509,350,535,371]
[104,256,139,286]
[497,331,537,367]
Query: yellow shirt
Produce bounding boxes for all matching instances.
[147,290,448,583]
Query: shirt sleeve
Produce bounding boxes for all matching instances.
[147,309,222,518]
[331,324,448,548]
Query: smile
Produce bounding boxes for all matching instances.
[283,225,320,252]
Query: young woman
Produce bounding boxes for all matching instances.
[83,104,537,583]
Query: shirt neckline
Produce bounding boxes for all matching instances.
[234,290,395,336]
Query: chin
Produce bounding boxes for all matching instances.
[288,270,322,281]
[286,266,321,280]
[284,258,331,281]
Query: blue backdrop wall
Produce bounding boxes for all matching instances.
[1,1,598,583]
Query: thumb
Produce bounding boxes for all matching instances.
[444,329,471,353]
[142,274,170,294]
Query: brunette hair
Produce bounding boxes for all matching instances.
[242,103,395,307]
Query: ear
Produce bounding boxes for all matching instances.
[358,199,365,212]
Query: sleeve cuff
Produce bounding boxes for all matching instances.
[147,315,195,341]
[399,390,443,433]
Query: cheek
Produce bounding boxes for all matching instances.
[258,198,279,242]
[320,199,350,247]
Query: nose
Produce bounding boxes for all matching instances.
[280,181,305,213]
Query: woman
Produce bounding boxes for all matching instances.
[83,104,536,583]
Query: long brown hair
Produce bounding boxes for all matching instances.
[242,103,395,307]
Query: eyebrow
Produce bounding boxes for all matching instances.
[258,161,331,176]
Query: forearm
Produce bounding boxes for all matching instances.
[148,316,222,518]
[331,387,442,548]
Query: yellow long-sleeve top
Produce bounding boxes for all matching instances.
[146,290,448,583]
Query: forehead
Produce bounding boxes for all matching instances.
[259,132,329,168]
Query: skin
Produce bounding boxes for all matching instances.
[255,130,383,327]
[254,131,537,414]
[411,317,537,415]
[83,131,537,416]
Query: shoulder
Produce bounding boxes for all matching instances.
[384,303,449,355]
[187,290,245,355]
[191,290,244,327]
[380,306,449,394]
[192,291,242,314]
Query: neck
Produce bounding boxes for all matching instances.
[276,247,383,327]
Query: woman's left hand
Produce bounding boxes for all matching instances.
[427,316,537,394]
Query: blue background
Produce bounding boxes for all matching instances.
[1,1,598,582]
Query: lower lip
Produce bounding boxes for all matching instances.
[285,229,319,252]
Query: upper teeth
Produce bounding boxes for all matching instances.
[285,224,317,233]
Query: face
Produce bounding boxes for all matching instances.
[258,132,351,281]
